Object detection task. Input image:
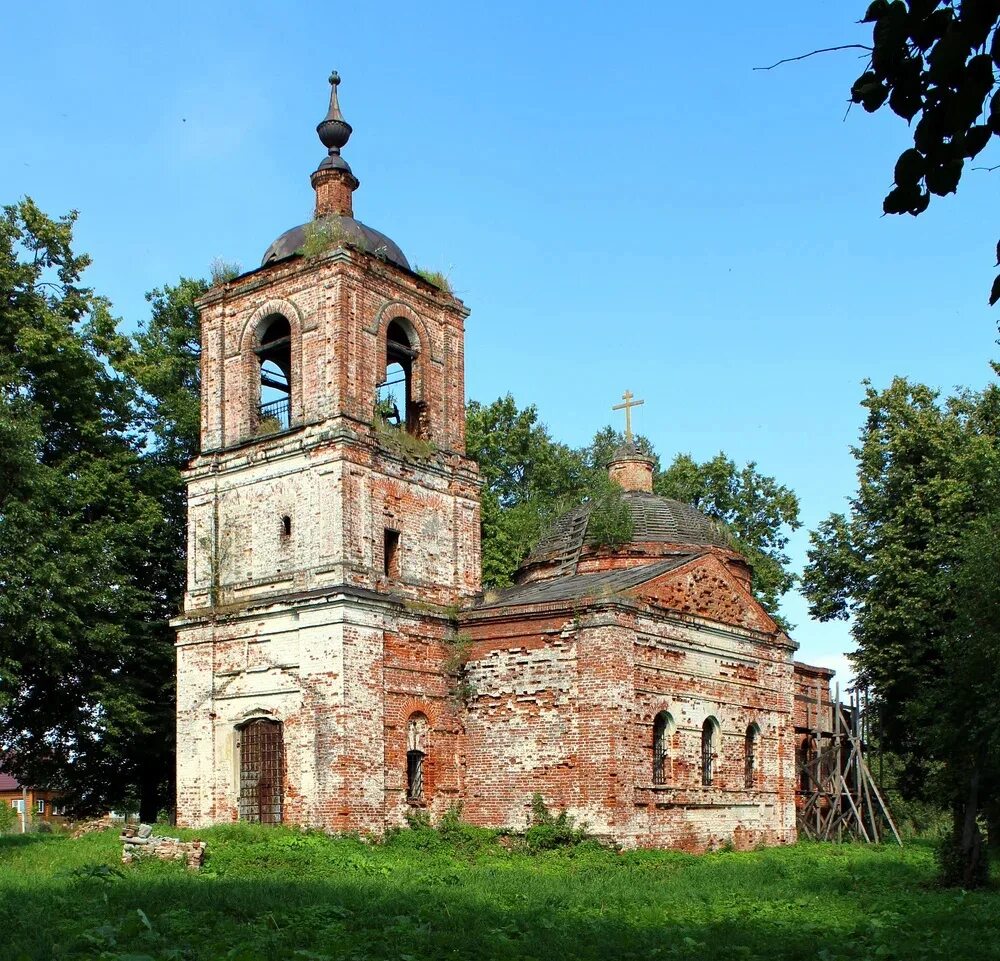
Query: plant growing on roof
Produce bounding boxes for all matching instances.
[585,472,634,549]
[297,218,354,259]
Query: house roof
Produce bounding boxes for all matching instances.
[476,555,701,610]
[0,771,21,791]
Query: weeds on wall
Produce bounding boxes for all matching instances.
[254,416,282,437]
[442,632,476,707]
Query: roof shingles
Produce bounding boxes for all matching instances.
[477,555,700,610]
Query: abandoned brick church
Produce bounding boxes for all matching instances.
[174,74,831,849]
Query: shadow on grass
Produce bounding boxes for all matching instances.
[0,833,63,850]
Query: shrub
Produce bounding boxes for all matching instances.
[404,808,432,830]
[437,804,498,852]
[209,257,241,285]
[522,793,592,851]
[935,824,990,889]
[0,803,18,834]
[442,633,477,707]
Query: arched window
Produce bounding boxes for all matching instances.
[376,320,421,435]
[237,718,284,824]
[255,315,291,431]
[406,713,429,803]
[745,723,760,789]
[652,711,674,785]
[701,717,720,787]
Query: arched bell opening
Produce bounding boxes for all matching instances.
[376,320,422,436]
[255,315,292,431]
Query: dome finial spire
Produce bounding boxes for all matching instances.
[316,69,353,169]
[312,70,359,217]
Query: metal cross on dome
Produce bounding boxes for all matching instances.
[612,390,644,442]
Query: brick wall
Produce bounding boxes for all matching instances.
[459,600,798,850]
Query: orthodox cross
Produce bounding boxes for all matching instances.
[612,390,644,442]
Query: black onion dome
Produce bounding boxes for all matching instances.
[261,215,410,270]
[525,491,733,570]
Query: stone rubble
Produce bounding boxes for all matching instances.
[120,823,205,869]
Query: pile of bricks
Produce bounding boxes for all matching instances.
[120,823,206,869]
[70,815,120,839]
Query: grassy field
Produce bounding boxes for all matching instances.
[0,825,997,960]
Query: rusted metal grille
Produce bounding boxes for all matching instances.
[257,396,290,429]
[745,728,757,788]
[406,750,424,801]
[702,724,715,786]
[652,714,669,785]
[239,719,284,824]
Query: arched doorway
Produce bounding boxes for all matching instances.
[238,718,285,824]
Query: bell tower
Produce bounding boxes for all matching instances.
[175,73,481,830]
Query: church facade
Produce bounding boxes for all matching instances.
[174,74,820,850]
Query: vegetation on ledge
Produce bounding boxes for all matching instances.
[208,257,241,285]
[414,266,453,293]
[373,413,436,460]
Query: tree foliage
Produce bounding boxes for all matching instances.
[850,0,1000,302]
[0,200,177,818]
[802,375,1000,885]
[465,396,589,589]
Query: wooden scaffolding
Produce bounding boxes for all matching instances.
[796,683,902,845]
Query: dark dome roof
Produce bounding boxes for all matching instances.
[262,215,410,270]
[525,491,732,570]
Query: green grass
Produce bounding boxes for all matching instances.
[1,827,997,960]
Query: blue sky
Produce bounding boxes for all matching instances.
[2,1,997,681]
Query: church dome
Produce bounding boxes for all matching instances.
[517,490,736,583]
[261,215,410,270]
[261,71,410,273]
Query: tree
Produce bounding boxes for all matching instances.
[847,0,1000,303]
[802,375,1000,886]
[0,199,177,819]
[466,396,590,588]
[114,278,205,467]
